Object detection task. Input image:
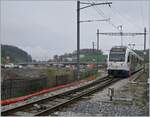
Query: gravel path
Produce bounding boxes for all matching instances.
[54,100,146,116]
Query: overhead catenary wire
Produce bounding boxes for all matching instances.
[104,0,145,31]
[84,0,147,51]
[93,0,144,32]
[140,1,144,28]
[91,1,119,31]
[86,0,120,31]
[108,2,143,31]
[90,0,121,31]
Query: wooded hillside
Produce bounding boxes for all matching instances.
[1,44,32,64]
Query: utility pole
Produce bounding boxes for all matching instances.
[118,25,123,46]
[97,29,99,71]
[77,0,80,80]
[144,27,146,72]
[120,25,123,46]
[76,0,112,79]
[92,41,95,52]
[144,27,146,51]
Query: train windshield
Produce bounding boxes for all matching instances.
[109,51,125,62]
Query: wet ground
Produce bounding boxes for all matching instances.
[50,70,149,116]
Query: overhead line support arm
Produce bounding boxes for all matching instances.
[98,32,146,36]
[80,2,112,10]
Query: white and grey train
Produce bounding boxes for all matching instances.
[107,46,144,77]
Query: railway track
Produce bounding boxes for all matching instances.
[1,76,120,116]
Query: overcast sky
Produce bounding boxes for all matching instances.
[1,0,149,60]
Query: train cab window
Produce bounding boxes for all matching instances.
[109,52,125,62]
[109,47,126,62]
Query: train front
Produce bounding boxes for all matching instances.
[107,46,129,77]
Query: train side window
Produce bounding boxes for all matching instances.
[131,55,133,61]
[127,53,131,62]
[132,55,135,62]
[128,54,130,62]
[139,60,141,64]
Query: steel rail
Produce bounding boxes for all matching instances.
[35,78,119,116]
[2,69,143,116]
[36,68,143,116]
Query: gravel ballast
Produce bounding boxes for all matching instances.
[51,70,149,116]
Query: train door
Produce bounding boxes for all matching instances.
[130,54,135,73]
[127,52,132,75]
